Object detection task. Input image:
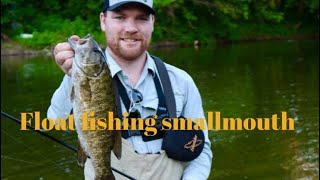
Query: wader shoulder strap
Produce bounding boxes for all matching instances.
[151,55,177,118]
[112,76,123,119]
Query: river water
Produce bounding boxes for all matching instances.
[1,40,319,179]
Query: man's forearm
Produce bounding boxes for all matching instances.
[182,140,212,179]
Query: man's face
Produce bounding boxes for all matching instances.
[100,4,154,61]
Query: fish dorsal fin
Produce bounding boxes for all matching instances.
[112,131,122,160]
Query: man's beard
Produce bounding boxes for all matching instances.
[107,35,150,61]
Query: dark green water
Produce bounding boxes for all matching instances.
[1,40,319,180]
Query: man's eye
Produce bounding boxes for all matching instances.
[114,16,125,20]
[138,17,149,21]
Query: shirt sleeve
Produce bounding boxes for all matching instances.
[47,75,73,121]
[181,75,213,180]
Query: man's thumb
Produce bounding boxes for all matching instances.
[70,35,80,41]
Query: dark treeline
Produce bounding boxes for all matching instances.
[1,0,319,48]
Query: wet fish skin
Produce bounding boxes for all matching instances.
[69,34,121,180]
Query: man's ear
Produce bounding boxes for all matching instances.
[151,15,155,24]
[151,15,155,32]
[100,12,106,32]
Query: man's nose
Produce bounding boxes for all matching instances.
[124,20,138,33]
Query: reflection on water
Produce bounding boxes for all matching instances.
[1,40,319,179]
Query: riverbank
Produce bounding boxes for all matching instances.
[1,34,318,57]
[1,35,52,57]
[1,44,52,57]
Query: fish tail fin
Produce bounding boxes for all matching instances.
[112,130,122,160]
[77,139,87,166]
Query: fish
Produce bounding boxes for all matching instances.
[68,34,121,180]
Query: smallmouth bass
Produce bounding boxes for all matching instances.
[69,34,121,180]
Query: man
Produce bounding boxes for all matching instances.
[48,0,212,179]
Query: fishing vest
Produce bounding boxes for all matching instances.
[112,55,176,142]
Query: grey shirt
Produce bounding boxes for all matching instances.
[47,49,213,179]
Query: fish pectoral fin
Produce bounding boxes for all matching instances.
[112,131,122,160]
[79,79,92,102]
[77,139,87,167]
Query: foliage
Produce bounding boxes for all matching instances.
[1,0,319,48]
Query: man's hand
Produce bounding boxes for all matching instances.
[52,35,79,76]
